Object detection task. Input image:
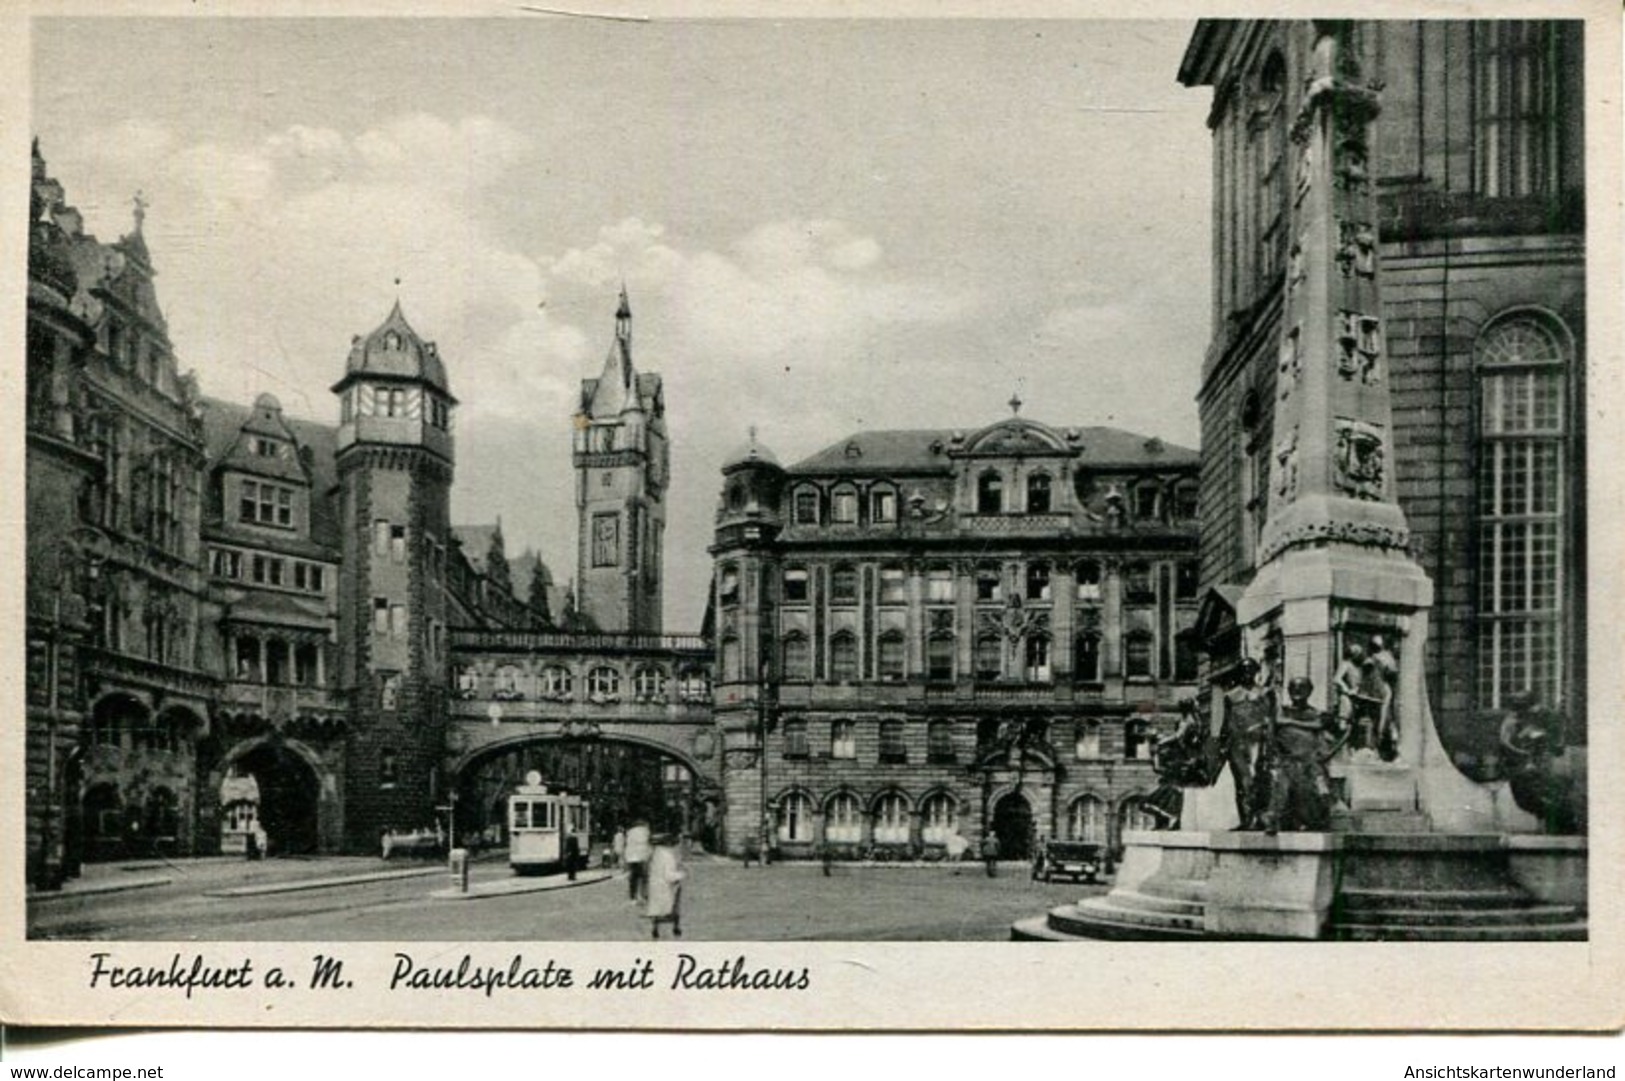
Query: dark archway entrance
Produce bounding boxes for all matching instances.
[992,791,1035,861]
[235,742,320,856]
[82,782,123,862]
[455,737,710,854]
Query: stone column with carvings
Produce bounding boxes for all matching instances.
[1236,22,1502,832]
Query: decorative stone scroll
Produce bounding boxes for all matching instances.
[1333,417,1385,500]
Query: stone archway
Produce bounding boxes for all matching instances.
[222,737,338,856]
[991,790,1036,861]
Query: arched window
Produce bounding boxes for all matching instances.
[587,666,621,700]
[1477,314,1572,710]
[719,564,740,607]
[830,719,857,759]
[495,664,524,699]
[1024,635,1051,682]
[824,793,862,844]
[974,635,1002,681]
[873,792,910,845]
[1026,472,1052,513]
[781,633,810,681]
[977,471,1003,514]
[1074,634,1102,683]
[1025,563,1051,602]
[927,719,955,763]
[1069,796,1107,843]
[1255,50,1289,288]
[778,792,815,844]
[1241,391,1267,563]
[1122,798,1157,833]
[877,631,905,680]
[920,792,959,845]
[831,487,858,524]
[540,666,573,700]
[926,635,955,682]
[634,666,667,701]
[727,482,745,512]
[830,565,858,605]
[782,717,809,759]
[829,632,858,683]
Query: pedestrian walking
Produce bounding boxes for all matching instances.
[981,832,1000,878]
[610,826,626,870]
[564,831,581,882]
[624,819,652,903]
[646,834,687,939]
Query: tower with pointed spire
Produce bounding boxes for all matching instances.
[573,289,669,634]
[331,300,458,847]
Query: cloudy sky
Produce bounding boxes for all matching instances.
[32,17,1213,629]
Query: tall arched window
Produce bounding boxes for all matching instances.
[1024,635,1051,682]
[777,792,814,844]
[1074,634,1101,683]
[920,792,959,845]
[829,632,858,683]
[926,635,955,682]
[877,631,905,680]
[781,633,811,681]
[873,792,910,845]
[830,487,858,524]
[1069,795,1107,843]
[824,792,862,844]
[1477,314,1572,710]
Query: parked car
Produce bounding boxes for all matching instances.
[1032,839,1104,884]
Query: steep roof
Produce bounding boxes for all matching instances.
[452,524,501,574]
[335,300,452,397]
[200,395,341,552]
[789,424,1197,476]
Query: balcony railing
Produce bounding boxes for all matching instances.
[219,681,343,717]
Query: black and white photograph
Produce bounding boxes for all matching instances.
[5,2,1621,1034]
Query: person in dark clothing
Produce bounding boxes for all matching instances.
[564,833,581,881]
[981,832,1000,878]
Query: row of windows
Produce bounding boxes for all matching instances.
[726,627,1198,684]
[783,476,1199,525]
[340,384,452,430]
[777,717,1158,764]
[721,560,1200,608]
[210,546,328,593]
[455,664,712,703]
[772,790,1158,846]
[232,636,324,685]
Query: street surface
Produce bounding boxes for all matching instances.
[29,855,1102,941]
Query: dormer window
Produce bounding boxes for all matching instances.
[831,488,857,524]
[1027,473,1052,513]
[253,437,280,458]
[1135,482,1161,521]
[240,479,293,528]
[977,471,1003,514]
[871,487,897,524]
[793,488,819,525]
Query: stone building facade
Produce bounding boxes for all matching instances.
[1178,20,1586,769]
[709,415,1202,861]
[24,142,712,885]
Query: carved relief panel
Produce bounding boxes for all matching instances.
[1335,219,1375,279]
[1273,426,1300,505]
[1278,324,1301,401]
[1333,418,1385,500]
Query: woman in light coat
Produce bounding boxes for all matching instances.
[646,835,687,939]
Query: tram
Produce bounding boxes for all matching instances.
[508,772,592,876]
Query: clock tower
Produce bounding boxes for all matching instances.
[573,289,668,634]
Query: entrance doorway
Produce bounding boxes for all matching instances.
[991,791,1035,861]
[233,742,320,856]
